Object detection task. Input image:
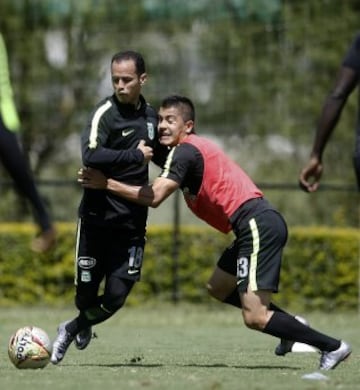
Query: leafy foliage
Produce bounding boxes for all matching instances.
[0,0,358,224]
[0,223,358,311]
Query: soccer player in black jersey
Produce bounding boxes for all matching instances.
[51,51,167,364]
[79,95,351,371]
[300,32,360,192]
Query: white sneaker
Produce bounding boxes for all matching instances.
[74,327,93,350]
[50,322,74,364]
[319,341,351,370]
[274,315,309,356]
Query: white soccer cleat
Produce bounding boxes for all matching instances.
[274,315,309,356]
[50,322,74,365]
[319,341,351,370]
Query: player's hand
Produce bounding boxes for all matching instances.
[78,167,107,189]
[299,157,323,193]
[137,140,153,164]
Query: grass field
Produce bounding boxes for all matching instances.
[1,303,359,390]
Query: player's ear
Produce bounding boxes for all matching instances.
[139,73,147,86]
[185,120,194,134]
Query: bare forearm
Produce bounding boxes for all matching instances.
[311,96,346,159]
[311,66,357,159]
[78,167,176,207]
[106,178,157,207]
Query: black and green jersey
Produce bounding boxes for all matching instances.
[79,94,167,233]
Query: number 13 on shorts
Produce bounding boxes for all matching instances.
[236,256,249,287]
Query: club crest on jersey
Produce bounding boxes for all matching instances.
[147,122,155,140]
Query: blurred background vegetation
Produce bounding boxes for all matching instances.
[0,0,359,227]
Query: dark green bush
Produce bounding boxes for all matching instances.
[0,223,358,310]
[277,227,359,311]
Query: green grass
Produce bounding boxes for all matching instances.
[1,303,359,390]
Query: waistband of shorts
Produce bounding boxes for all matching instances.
[230,197,273,227]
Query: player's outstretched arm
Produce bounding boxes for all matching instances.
[78,167,178,207]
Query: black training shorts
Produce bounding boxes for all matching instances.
[75,219,146,287]
[218,209,288,293]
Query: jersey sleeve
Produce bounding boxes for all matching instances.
[159,143,196,184]
[81,100,143,167]
[82,140,143,167]
[151,141,169,168]
[342,33,360,74]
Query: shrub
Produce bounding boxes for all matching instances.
[0,223,358,310]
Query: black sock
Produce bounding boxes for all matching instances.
[263,311,340,352]
[223,289,242,307]
[65,305,113,336]
[268,302,287,314]
[65,314,91,336]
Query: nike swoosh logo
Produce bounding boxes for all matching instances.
[122,129,135,136]
[237,279,245,286]
[128,269,140,275]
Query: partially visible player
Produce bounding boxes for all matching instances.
[299,32,360,192]
[0,32,56,253]
[79,95,351,370]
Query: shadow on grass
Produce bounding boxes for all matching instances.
[70,362,301,370]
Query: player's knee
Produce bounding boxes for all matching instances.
[102,292,127,313]
[242,311,267,331]
[103,277,134,312]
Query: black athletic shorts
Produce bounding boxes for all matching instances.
[218,203,288,293]
[75,219,146,287]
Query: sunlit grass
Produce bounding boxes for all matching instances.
[1,303,359,390]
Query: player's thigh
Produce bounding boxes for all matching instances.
[208,240,241,299]
[207,266,237,300]
[105,235,146,282]
[75,221,105,296]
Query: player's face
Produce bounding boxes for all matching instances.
[158,107,194,147]
[111,59,146,105]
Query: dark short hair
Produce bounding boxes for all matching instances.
[160,95,195,123]
[111,50,146,75]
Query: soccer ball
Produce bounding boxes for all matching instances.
[8,326,52,369]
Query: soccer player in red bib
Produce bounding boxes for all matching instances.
[79,95,351,370]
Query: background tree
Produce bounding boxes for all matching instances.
[0,0,358,225]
